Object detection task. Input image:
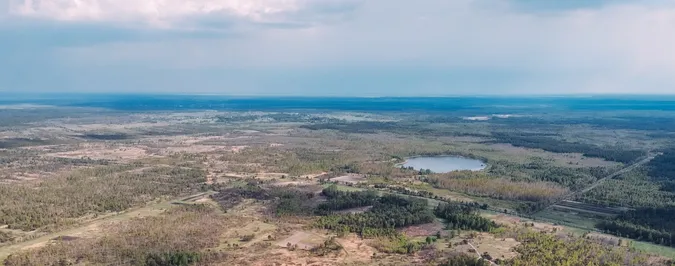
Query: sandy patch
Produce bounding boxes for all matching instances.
[47,144,149,161]
[486,213,563,233]
[448,233,520,262]
[331,174,367,184]
[399,222,444,237]
[335,206,373,215]
[161,145,228,155]
[277,231,327,250]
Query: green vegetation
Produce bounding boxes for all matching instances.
[439,254,490,266]
[434,203,498,232]
[491,132,645,163]
[273,188,317,216]
[598,207,675,247]
[503,231,648,266]
[315,194,435,238]
[370,235,430,254]
[424,172,568,202]
[315,185,379,215]
[0,161,205,232]
[3,205,226,266]
[582,168,675,208]
[647,149,675,180]
[3,101,675,264]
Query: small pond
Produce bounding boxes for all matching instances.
[402,156,486,173]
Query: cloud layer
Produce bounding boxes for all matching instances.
[7,0,362,28]
[2,0,675,95]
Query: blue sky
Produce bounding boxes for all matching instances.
[1,0,675,96]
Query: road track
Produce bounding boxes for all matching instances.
[532,153,658,216]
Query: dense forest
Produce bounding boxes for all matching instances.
[597,207,675,247]
[434,203,498,232]
[586,150,675,207]
[581,167,675,208]
[587,151,675,247]
[491,132,645,163]
[647,149,675,192]
[423,172,568,202]
[313,187,497,239]
[315,185,379,215]
[315,194,435,238]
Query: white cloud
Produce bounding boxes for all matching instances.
[7,0,361,28]
[4,0,675,94]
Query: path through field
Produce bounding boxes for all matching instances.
[0,191,213,260]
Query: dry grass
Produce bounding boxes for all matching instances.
[277,231,327,250]
[4,205,227,266]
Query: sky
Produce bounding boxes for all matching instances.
[1,0,675,96]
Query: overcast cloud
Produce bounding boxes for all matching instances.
[1,0,675,95]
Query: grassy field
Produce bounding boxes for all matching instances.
[632,241,675,259]
[532,209,602,229]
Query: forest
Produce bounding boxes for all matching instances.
[581,167,675,208]
[312,186,496,239]
[647,149,675,191]
[315,185,379,215]
[3,205,228,266]
[314,194,435,238]
[434,203,498,232]
[502,230,649,266]
[490,132,645,164]
[591,151,675,247]
[0,161,205,232]
[597,207,675,247]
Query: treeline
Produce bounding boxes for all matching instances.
[373,184,436,199]
[273,188,317,216]
[423,172,568,202]
[597,207,675,247]
[300,121,415,134]
[580,168,675,208]
[315,195,435,238]
[315,185,379,215]
[218,147,356,176]
[434,203,498,232]
[439,255,491,266]
[216,113,343,124]
[647,149,675,182]
[209,183,271,210]
[581,151,675,208]
[491,132,645,163]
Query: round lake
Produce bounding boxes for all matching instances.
[402,156,486,173]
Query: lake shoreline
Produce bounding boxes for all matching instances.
[398,155,487,173]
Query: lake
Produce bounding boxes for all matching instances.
[402,156,486,173]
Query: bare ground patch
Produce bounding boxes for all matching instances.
[399,222,445,237]
[331,174,367,184]
[46,144,150,161]
[277,231,327,250]
[448,232,520,262]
